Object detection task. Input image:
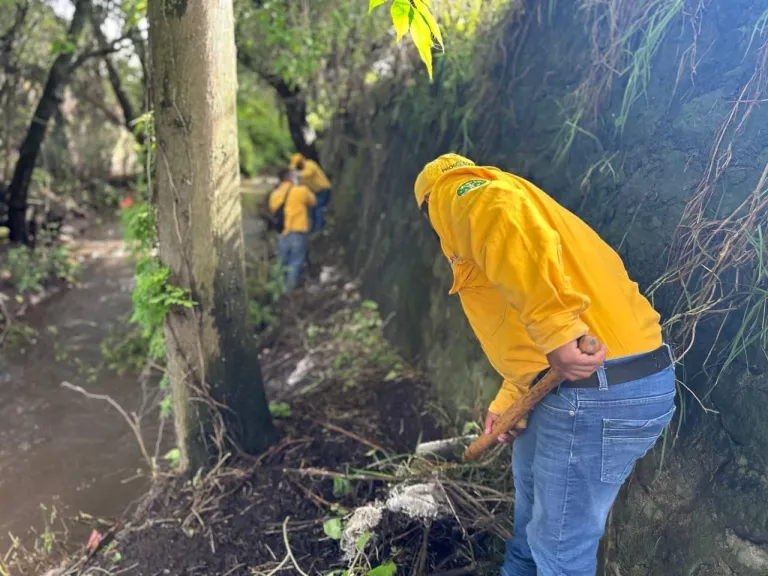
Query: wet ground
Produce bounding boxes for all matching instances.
[0,223,157,550]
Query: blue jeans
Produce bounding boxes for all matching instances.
[277,232,308,292]
[503,354,676,576]
[311,189,331,232]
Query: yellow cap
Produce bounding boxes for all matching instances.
[290,153,304,168]
[414,153,475,207]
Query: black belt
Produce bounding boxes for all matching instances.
[535,346,673,389]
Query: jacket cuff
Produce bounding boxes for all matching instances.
[488,382,525,415]
[529,316,590,355]
[488,391,528,430]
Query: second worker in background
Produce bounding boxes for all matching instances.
[289,153,332,232]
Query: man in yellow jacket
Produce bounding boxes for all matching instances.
[414,154,675,576]
[289,153,332,232]
[269,169,316,291]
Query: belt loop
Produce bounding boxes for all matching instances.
[597,364,608,391]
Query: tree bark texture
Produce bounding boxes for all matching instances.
[148,0,277,471]
[6,0,91,243]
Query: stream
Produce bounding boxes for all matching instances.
[0,188,270,553]
[0,223,155,551]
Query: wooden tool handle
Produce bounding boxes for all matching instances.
[463,335,601,462]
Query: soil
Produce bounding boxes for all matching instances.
[89,282,442,575]
[105,377,440,576]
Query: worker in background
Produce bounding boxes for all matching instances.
[269,168,316,292]
[414,154,675,576]
[289,153,332,232]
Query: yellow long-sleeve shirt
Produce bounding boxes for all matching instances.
[268,182,316,235]
[428,165,662,415]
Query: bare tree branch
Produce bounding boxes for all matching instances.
[69,37,131,71]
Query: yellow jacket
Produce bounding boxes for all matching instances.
[289,156,331,193]
[268,182,316,235]
[427,165,662,415]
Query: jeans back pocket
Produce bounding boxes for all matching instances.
[601,406,675,483]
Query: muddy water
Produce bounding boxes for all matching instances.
[0,224,157,550]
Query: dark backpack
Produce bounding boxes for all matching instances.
[271,185,293,234]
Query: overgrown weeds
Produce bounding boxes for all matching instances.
[247,256,286,337]
[546,0,685,163]
[648,39,768,393]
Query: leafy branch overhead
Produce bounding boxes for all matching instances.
[370,0,444,79]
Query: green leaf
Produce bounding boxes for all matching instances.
[356,531,371,552]
[330,503,350,515]
[269,401,292,419]
[333,477,352,498]
[163,448,181,468]
[462,421,480,435]
[159,394,173,419]
[413,0,443,48]
[361,300,378,311]
[368,0,389,13]
[409,10,435,79]
[390,0,413,43]
[367,561,397,576]
[323,517,343,540]
[50,38,76,55]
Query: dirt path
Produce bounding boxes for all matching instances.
[0,223,156,550]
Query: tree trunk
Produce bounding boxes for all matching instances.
[270,75,319,162]
[6,0,91,243]
[237,52,319,161]
[148,0,277,471]
[0,1,30,196]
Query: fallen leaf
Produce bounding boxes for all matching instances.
[86,529,103,552]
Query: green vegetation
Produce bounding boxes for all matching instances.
[237,79,293,176]
[247,260,286,334]
[268,401,292,419]
[369,0,444,78]
[329,300,404,391]
[615,0,684,130]
[2,241,78,294]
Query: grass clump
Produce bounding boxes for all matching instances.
[648,37,768,401]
